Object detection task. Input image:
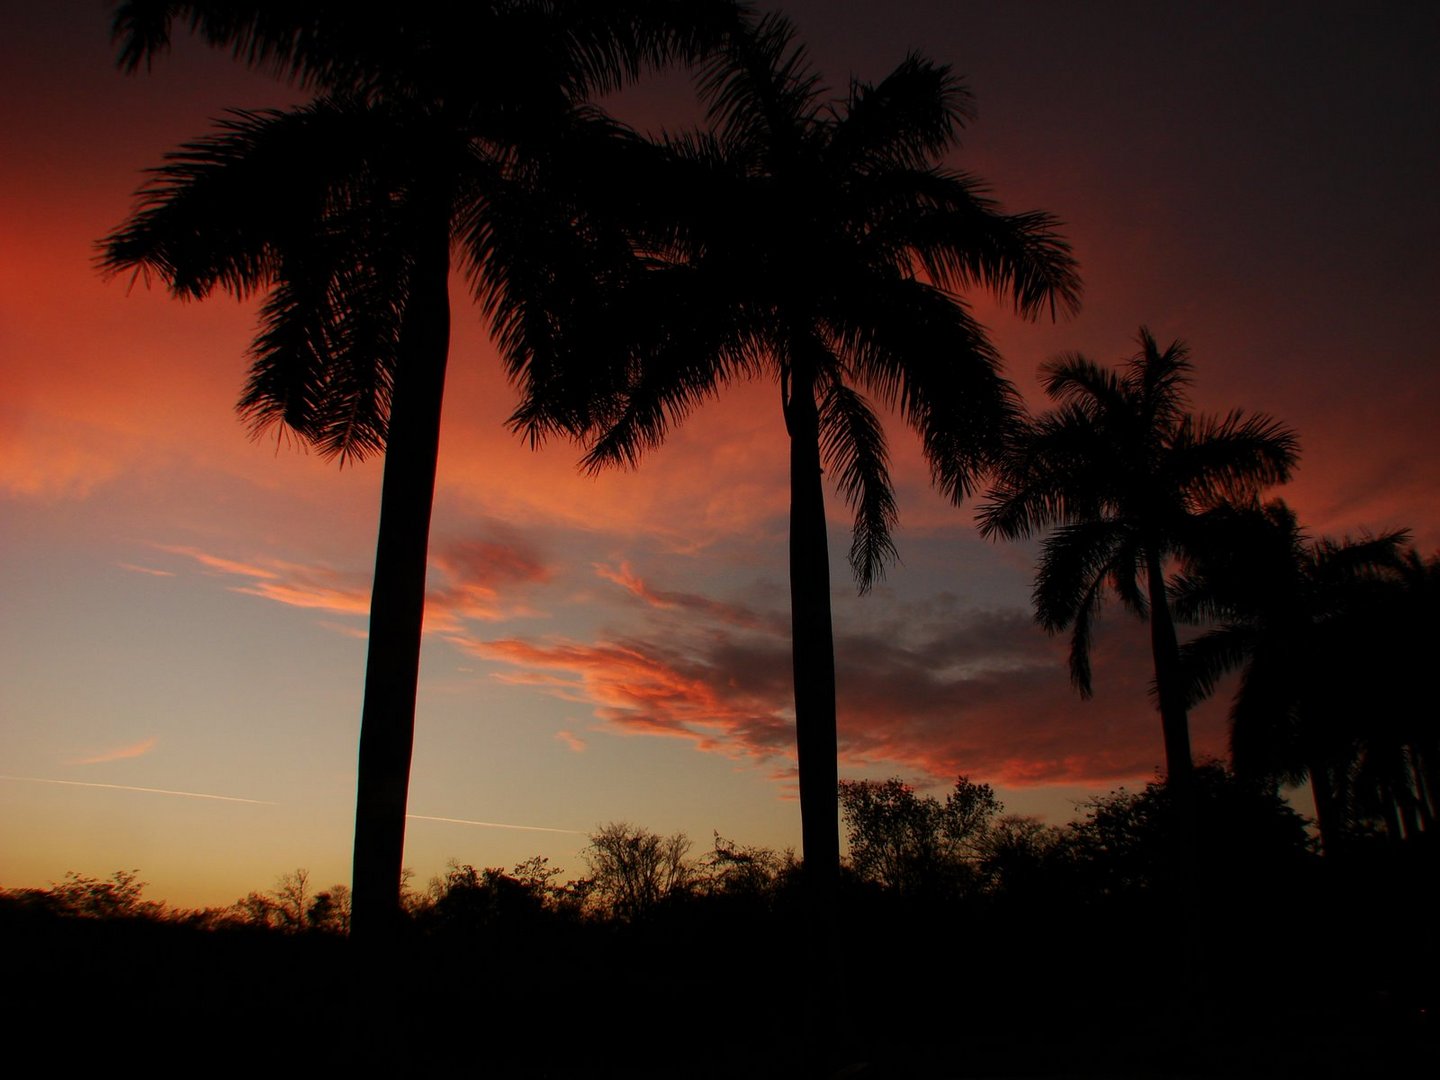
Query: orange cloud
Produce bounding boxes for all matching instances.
[554,730,587,753]
[594,561,780,631]
[0,428,124,500]
[425,535,554,627]
[466,636,793,760]
[315,620,369,640]
[157,545,281,580]
[233,578,370,615]
[118,562,175,577]
[71,736,159,765]
[152,530,557,632]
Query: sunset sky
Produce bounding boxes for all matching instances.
[2,1,1436,909]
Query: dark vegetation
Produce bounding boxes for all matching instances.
[6,768,1435,1075]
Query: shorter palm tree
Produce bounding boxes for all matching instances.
[978,328,1298,810]
[1174,501,1433,852]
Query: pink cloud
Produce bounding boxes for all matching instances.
[595,561,679,608]
[157,544,280,580]
[594,561,784,632]
[151,529,556,631]
[555,730,587,753]
[315,620,369,640]
[233,577,370,615]
[118,562,175,577]
[433,538,551,589]
[71,735,158,765]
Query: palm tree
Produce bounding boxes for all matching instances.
[977,329,1298,815]
[1174,501,1431,852]
[515,13,1081,890]
[101,0,742,938]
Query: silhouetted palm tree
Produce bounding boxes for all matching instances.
[517,13,1081,889]
[1174,501,1430,852]
[101,0,741,937]
[978,329,1297,814]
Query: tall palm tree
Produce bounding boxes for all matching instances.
[977,329,1298,814]
[1174,500,1430,852]
[101,0,742,938]
[516,13,1081,889]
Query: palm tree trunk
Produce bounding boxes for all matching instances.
[1412,754,1435,833]
[1308,759,1344,857]
[785,345,840,1077]
[783,353,840,891]
[350,217,451,941]
[1146,550,1192,806]
[1145,547,1195,797]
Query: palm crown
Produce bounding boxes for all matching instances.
[519,13,1080,584]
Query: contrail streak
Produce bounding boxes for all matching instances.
[407,813,582,834]
[0,775,274,805]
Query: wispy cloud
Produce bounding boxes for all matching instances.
[71,736,158,765]
[155,544,280,580]
[315,620,369,640]
[407,813,582,834]
[594,561,780,632]
[117,563,175,578]
[151,530,555,633]
[555,730,587,753]
[0,775,273,804]
[233,577,370,615]
[0,420,122,501]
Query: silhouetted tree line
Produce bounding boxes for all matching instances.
[7,764,1435,1073]
[0,767,1331,929]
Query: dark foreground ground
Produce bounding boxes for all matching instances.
[7,874,1435,1078]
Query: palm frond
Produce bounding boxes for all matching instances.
[98,98,391,299]
[546,262,761,472]
[818,382,898,591]
[1065,572,1107,698]
[240,236,409,464]
[977,404,1117,538]
[1039,354,1126,415]
[1179,625,1254,708]
[696,9,822,156]
[101,97,428,463]
[112,0,385,88]
[828,276,1019,506]
[883,171,1081,320]
[828,54,972,171]
[1167,410,1299,508]
[1129,327,1192,431]
[1230,654,1307,784]
[1034,519,1125,636]
[1109,538,1148,619]
[1310,529,1410,587]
